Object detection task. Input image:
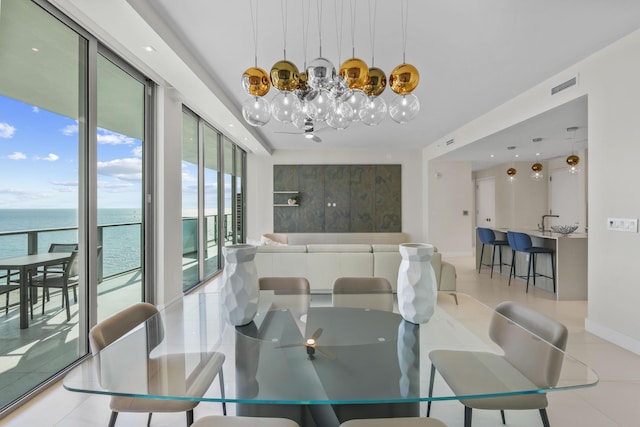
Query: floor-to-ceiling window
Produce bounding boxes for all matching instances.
[182,111,246,290]
[0,0,151,412]
[95,51,148,320]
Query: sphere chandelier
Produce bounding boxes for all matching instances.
[241,0,420,133]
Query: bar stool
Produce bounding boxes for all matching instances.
[477,228,509,277]
[509,232,556,293]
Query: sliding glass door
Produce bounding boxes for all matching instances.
[182,111,245,290]
[0,0,151,412]
[95,52,148,321]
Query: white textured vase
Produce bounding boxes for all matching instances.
[221,244,259,326]
[397,243,437,324]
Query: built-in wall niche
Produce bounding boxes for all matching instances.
[273,164,401,233]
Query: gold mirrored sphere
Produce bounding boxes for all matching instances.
[566,155,580,166]
[389,63,420,95]
[242,67,270,97]
[506,167,517,176]
[339,58,369,90]
[297,71,309,92]
[531,163,543,172]
[363,67,387,97]
[270,60,300,92]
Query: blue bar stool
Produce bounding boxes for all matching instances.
[509,232,556,293]
[477,228,509,277]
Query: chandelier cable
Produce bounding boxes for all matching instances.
[301,0,311,68]
[316,0,324,57]
[280,0,288,59]
[349,0,357,58]
[401,0,409,64]
[249,0,259,67]
[334,0,345,65]
[368,0,378,66]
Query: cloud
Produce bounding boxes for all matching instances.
[8,152,26,160]
[132,146,143,158]
[37,153,59,162]
[98,129,136,145]
[0,123,16,138]
[51,181,78,188]
[62,123,78,136]
[32,107,40,113]
[98,181,134,190]
[97,158,142,181]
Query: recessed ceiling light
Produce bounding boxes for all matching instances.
[536,152,541,156]
[490,154,495,158]
[228,124,234,128]
[31,47,40,52]
[515,154,520,158]
[143,45,156,52]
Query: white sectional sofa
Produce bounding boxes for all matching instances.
[254,243,457,293]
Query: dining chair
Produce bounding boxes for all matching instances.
[332,277,394,312]
[191,415,300,427]
[477,228,509,277]
[89,302,227,427]
[28,250,78,321]
[40,243,79,302]
[0,273,20,315]
[259,277,311,326]
[340,417,447,427]
[427,301,568,427]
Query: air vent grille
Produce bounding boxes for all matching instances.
[445,139,454,146]
[551,77,577,95]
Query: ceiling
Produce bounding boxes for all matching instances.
[142,0,640,166]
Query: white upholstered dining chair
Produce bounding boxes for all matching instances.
[192,415,300,427]
[89,302,226,427]
[427,301,568,427]
[340,417,447,427]
[332,277,394,312]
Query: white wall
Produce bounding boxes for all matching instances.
[247,149,425,243]
[426,161,473,256]
[424,29,640,353]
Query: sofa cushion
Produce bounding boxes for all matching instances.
[306,244,372,253]
[256,245,307,253]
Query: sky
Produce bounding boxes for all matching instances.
[0,94,143,209]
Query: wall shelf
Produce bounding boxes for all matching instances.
[273,191,299,207]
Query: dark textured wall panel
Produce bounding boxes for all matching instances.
[375,165,402,232]
[273,164,401,233]
[350,165,376,231]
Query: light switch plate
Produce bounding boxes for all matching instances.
[607,218,638,232]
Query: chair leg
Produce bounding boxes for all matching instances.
[186,409,194,426]
[450,293,459,305]
[500,409,506,424]
[540,408,551,427]
[550,253,556,293]
[108,411,118,427]
[490,245,496,278]
[147,412,152,426]
[526,254,533,293]
[64,287,71,321]
[478,244,485,273]
[219,367,227,415]
[532,253,537,287]
[464,406,472,427]
[498,245,504,274]
[427,364,436,417]
[508,250,515,287]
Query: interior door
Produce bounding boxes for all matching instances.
[476,177,496,230]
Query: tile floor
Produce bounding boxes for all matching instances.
[3,255,640,426]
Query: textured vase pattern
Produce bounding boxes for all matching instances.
[221,244,259,326]
[397,243,437,324]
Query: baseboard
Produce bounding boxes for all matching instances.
[585,317,640,356]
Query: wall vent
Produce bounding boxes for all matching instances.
[445,139,455,146]
[551,77,577,95]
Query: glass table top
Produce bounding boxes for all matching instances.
[63,291,598,405]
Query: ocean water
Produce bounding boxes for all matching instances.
[0,209,142,277]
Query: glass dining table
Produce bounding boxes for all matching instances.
[63,291,598,426]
